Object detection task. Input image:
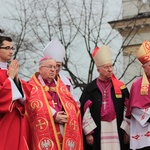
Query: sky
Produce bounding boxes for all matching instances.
[0,0,123,97]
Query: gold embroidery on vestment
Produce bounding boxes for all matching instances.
[66,102,76,112]
[35,117,48,132]
[38,138,54,149]
[66,138,76,149]
[29,99,43,111]
[70,119,78,130]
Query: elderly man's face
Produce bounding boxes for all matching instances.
[97,63,113,81]
[143,61,150,76]
[39,59,56,81]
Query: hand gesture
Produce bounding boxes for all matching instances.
[86,134,94,145]
[55,111,68,124]
[7,59,19,79]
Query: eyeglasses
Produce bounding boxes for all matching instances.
[0,46,15,50]
[41,65,57,70]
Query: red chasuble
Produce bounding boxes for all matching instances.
[0,69,32,150]
[26,72,83,150]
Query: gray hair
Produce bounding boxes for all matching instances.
[39,57,56,67]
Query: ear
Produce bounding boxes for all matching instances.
[39,67,42,73]
[142,64,145,69]
[97,67,99,72]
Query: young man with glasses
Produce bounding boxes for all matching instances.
[0,36,32,150]
[80,45,130,150]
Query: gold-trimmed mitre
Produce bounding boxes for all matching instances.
[136,40,150,65]
[92,45,112,67]
[136,40,150,95]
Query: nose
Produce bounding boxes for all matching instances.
[51,67,56,71]
[9,49,14,54]
[108,66,112,70]
[108,68,113,73]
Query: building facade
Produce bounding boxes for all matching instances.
[109,0,150,88]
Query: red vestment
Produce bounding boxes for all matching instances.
[26,72,83,150]
[0,69,32,150]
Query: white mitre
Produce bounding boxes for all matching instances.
[43,39,65,62]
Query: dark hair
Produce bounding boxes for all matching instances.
[0,36,12,47]
[0,29,4,34]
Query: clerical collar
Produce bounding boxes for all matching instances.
[0,62,8,69]
[43,79,53,85]
[38,74,57,86]
[98,77,111,83]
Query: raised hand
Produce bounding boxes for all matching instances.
[7,59,19,79]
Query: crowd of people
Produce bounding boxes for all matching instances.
[0,32,150,150]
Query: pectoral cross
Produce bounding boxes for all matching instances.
[102,90,107,109]
[98,81,111,110]
[102,101,107,110]
[52,100,57,108]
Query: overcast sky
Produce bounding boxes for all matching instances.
[0,0,122,30]
[0,0,123,97]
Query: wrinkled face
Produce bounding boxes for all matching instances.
[56,62,62,75]
[39,59,56,81]
[97,63,113,81]
[143,61,150,76]
[0,40,14,62]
